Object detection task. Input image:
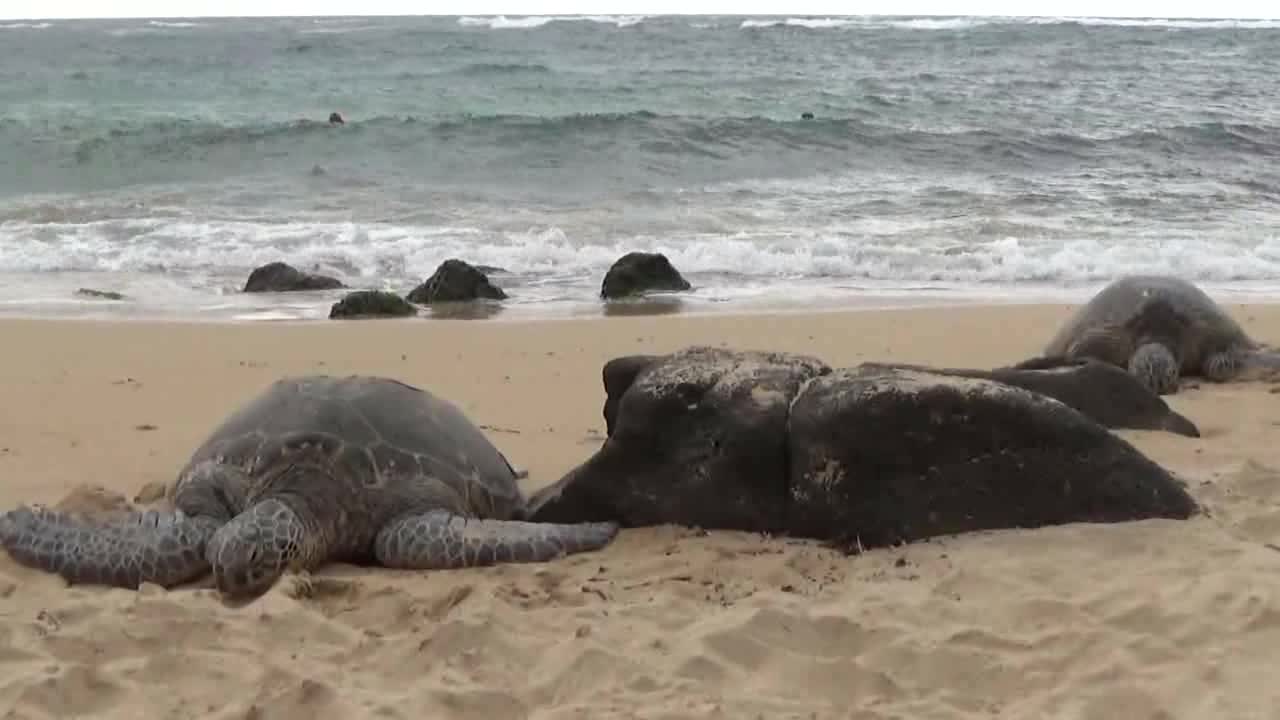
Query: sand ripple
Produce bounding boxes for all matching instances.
[3,312,1280,719]
[4,449,1280,720]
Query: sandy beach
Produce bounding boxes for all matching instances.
[2,302,1280,720]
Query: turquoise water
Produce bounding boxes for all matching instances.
[2,15,1280,319]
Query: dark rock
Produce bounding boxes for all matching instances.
[328,290,416,319]
[853,358,1200,437]
[529,347,1198,551]
[474,265,508,275]
[786,366,1197,552]
[600,252,692,300]
[75,288,126,301]
[243,261,345,293]
[406,259,507,304]
[530,346,830,533]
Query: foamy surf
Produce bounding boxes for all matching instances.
[457,15,647,30]
[446,16,1280,32]
[3,254,1280,323]
[3,214,1279,283]
[1,15,1276,320]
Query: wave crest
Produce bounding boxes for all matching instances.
[39,112,1280,189]
[2,218,1279,291]
[457,15,646,29]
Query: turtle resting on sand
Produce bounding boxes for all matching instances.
[528,346,1197,551]
[601,353,1201,438]
[855,358,1201,437]
[0,375,618,600]
[1036,275,1280,395]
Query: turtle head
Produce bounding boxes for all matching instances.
[1129,342,1180,395]
[207,498,306,598]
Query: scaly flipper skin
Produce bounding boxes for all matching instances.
[1213,348,1280,382]
[1244,349,1280,378]
[374,510,618,569]
[0,506,221,589]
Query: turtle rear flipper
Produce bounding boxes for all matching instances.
[0,506,219,589]
[373,510,618,569]
[1229,347,1280,382]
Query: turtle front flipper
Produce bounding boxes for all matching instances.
[374,510,618,569]
[0,506,220,589]
[1223,347,1280,383]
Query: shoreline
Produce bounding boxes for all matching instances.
[6,286,1280,326]
[0,294,1030,325]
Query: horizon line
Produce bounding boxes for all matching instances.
[4,11,1280,21]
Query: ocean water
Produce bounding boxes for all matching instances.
[2,14,1280,320]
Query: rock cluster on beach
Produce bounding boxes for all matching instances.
[241,252,696,320]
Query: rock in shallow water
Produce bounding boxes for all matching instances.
[328,290,416,319]
[600,252,692,300]
[406,259,507,304]
[75,288,127,301]
[243,261,345,293]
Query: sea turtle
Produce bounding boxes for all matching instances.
[0,375,618,600]
[1040,275,1280,394]
[528,346,1197,550]
[600,354,1201,438]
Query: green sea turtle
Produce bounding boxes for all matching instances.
[0,375,618,600]
[527,346,1197,550]
[1039,275,1280,394]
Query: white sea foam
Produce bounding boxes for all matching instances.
[739,17,995,30]
[740,18,860,29]
[458,15,647,30]
[737,16,1280,31]
[3,218,1280,293]
[0,22,51,29]
[6,232,1280,320]
[1025,16,1280,29]
[146,20,201,28]
[299,25,378,34]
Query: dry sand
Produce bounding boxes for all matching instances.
[2,303,1280,719]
